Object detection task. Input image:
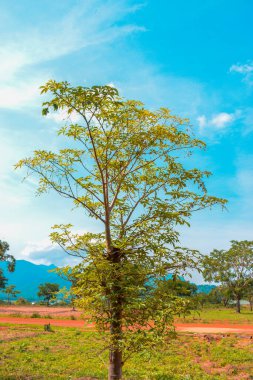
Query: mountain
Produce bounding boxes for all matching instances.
[0,260,70,301]
[196,284,216,294]
[0,259,215,301]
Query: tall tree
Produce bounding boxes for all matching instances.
[244,280,253,312]
[3,285,20,304]
[37,282,60,306]
[0,240,15,289]
[202,240,253,313]
[16,81,226,379]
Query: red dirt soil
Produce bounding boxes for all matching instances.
[0,316,253,333]
[1,306,253,333]
[0,305,83,318]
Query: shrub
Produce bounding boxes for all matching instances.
[15,297,30,305]
[31,312,41,318]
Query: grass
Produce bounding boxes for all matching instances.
[0,323,253,379]
[177,306,253,324]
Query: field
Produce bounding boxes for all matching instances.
[0,323,253,380]
[1,306,253,379]
[178,306,253,324]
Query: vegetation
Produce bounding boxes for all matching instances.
[37,283,59,306]
[177,306,253,324]
[202,240,253,313]
[3,285,20,304]
[15,297,31,305]
[0,240,15,289]
[0,324,252,379]
[16,81,226,379]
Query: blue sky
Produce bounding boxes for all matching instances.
[0,0,253,281]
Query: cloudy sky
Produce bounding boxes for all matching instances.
[1,0,253,280]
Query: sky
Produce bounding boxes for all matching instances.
[0,0,253,282]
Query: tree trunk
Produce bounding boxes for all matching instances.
[236,297,241,313]
[250,300,253,312]
[108,248,123,380]
[108,348,122,380]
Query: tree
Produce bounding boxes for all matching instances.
[37,282,59,306]
[151,276,197,297]
[244,281,253,312]
[207,285,232,307]
[202,240,253,313]
[16,80,226,379]
[15,297,30,305]
[0,240,15,289]
[3,285,20,304]
[54,268,78,310]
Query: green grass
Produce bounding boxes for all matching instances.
[0,324,253,379]
[178,306,253,324]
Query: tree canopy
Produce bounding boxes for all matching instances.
[3,285,20,304]
[37,282,60,306]
[0,240,15,289]
[17,80,226,379]
[202,240,253,313]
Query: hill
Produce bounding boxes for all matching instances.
[0,260,70,301]
[0,260,215,301]
[196,284,216,294]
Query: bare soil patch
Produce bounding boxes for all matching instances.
[0,305,83,319]
[0,327,44,342]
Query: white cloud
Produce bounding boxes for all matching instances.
[197,115,207,128]
[197,111,239,133]
[0,0,143,110]
[230,62,253,74]
[46,109,82,123]
[21,239,81,266]
[230,61,253,86]
[210,112,234,129]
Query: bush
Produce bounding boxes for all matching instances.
[15,297,30,305]
[31,312,41,318]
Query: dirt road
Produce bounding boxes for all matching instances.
[1,316,253,334]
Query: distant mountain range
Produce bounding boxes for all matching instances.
[0,260,215,301]
[0,260,70,301]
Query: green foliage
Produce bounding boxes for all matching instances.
[202,240,253,313]
[37,283,60,305]
[207,285,233,306]
[16,80,226,377]
[15,297,30,305]
[3,285,20,304]
[31,312,41,318]
[0,240,15,289]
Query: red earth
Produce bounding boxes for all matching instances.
[1,306,253,334]
[0,316,253,334]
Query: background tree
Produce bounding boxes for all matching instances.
[15,297,30,305]
[3,285,20,304]
[0,240,15,290]
[150,276,197,297]
[37,282,59,306]
[17,80,226,379]
[244,280,253,311]
[53,267,78,311]
[207,285,232,307]
[202,240,253,313]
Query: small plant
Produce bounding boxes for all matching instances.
[18,342,28,352]
[31,312,41,318]
[45,314,52,319]
[70,315,76,320]
[10,312,22,317]
[44,323,53,332]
